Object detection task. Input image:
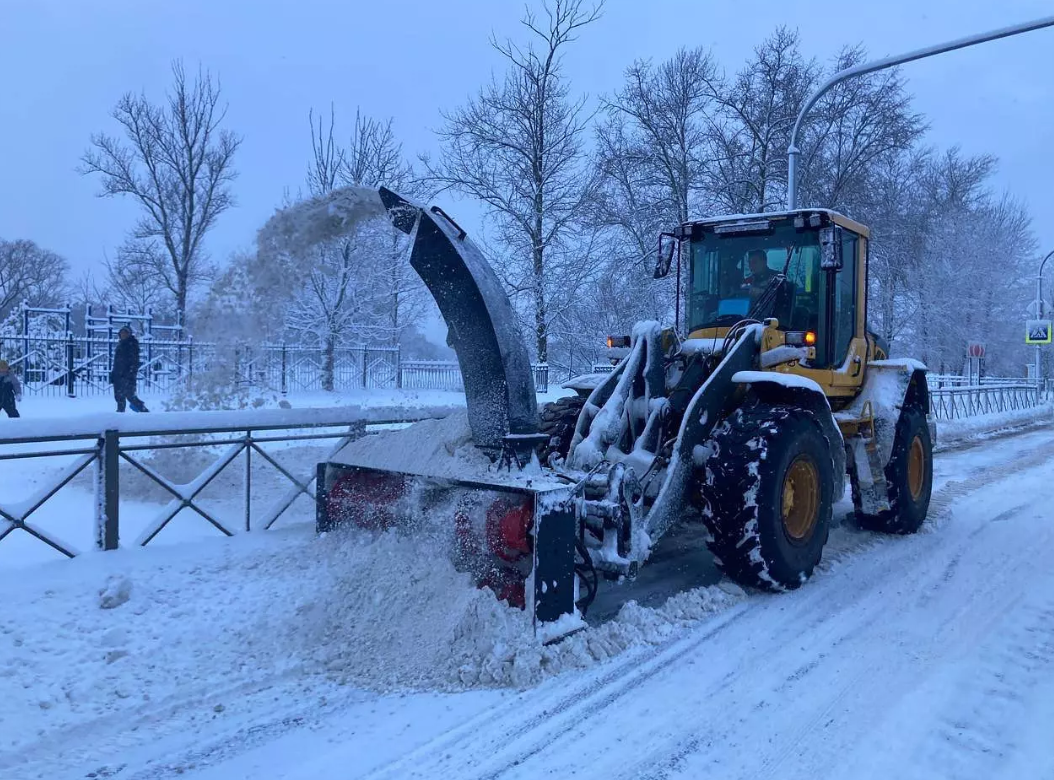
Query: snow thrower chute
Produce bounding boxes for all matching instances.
[376,187,542,462]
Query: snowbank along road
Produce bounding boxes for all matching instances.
[2,421,1053,780]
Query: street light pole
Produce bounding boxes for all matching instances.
[1035,249,1054,385]
[786,15,1054,210]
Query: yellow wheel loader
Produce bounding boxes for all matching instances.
[316,189,935,641]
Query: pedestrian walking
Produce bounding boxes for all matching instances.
[0,360,22,418]
[110,327,149,413]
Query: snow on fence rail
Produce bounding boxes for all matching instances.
[0,405,454,561]
[0,333,550,397]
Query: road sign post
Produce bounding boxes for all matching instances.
[966,342,985,384]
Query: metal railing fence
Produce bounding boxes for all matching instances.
[0,407,451,560]
[928,384,1043,421]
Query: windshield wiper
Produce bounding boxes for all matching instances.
[747,275,787,322]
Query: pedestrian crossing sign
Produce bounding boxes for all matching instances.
[1026,319,1052,344]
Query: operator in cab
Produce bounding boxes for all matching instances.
[742,249,775,301]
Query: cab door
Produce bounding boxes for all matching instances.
[826,231,867,389]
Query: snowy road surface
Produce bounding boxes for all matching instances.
[2,423,1054,779]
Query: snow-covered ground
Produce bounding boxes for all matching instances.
[1,393,1053,779]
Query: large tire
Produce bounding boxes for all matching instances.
[538,394,587,464]
[855,405,932,534]
[697,403,835,591]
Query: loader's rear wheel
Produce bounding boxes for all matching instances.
[855,405,932,534]
[538,394,587,464]
[698,403,834,591]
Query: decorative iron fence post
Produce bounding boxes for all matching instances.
[187,336,194,389]
[66,331,75,397]
[22,301,29,374]
[96,429,120,551]
[281,342,288,396]
[361,347,369,389]
[245,431,252,531]
[396,346,403,389]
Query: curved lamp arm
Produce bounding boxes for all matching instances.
[786,15,1054,209]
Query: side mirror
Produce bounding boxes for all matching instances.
[820,225,843,270]
[654,232,679,279]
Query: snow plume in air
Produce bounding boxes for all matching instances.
[257,186,389,254]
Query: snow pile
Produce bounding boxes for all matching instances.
[331,409,557,488]
[300,527,745,691]
[447,580,745,689]
[936,402,1054,450]
[331,409,495,480]
[97,575,132,609]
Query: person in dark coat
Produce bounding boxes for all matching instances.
[110,327,149,413]
[0,360,21,418]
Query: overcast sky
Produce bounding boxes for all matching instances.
[3,0,1054,301]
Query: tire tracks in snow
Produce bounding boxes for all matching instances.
[357,602,753,780]
[617,449,1054,780]
[359,429,1054,780]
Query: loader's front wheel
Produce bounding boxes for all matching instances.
[538,394,587,464]
[855,405,932,535]
[698,403,834,591]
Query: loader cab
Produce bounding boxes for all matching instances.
[672,209,868,378]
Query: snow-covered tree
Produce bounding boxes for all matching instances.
[705,28,818,214]
[795,45,925,214]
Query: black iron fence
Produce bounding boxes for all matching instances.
[0,334,550,397]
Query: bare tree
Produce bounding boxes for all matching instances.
[576,45,721,361]
[100,240,174,315]
[0,238,70,321]
[336,108,429,350]
[424,0,604,363]
[796,45,925,212]
[598,47,720,229]
[80,60,241,322]
[706,28,818,213]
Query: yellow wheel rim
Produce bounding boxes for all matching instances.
[782,455,820,541]
[907,435,926,502]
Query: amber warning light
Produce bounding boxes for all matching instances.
[786,331,817,347]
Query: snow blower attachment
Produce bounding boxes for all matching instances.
[316,192,937,643]
[316,188,582,641]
